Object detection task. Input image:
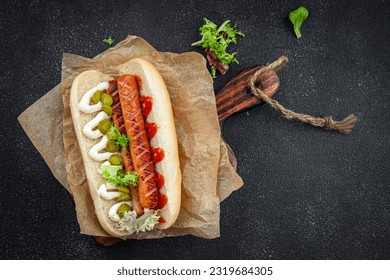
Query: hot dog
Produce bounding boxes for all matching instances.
[117,75,159,209]
[107,80,144,216]
[69,58,181,238]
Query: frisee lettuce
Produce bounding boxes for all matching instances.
[136,209,160,232]
[191,18,244,77]
[117,209,160,233]
[117,210,137,234]
[101,165,138,186]
[108,126,131,153]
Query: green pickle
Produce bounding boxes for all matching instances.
[102,105,113,116]
[101,93,113,106]
[97,119,111,134]
[116,185,130,193]
[91,90,102,104]
[108,154,122,165]
[106,141,119,152]
[117,193,131,202]
[117,203,132,218]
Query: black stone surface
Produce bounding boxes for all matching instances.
[1,0,389,259]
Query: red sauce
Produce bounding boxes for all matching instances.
[158,217,166,223]
[156,193,168,209]
[134,75,142,90]
[155,172,165,189]
[151,147,165,164]
[140,96,153,119]
[146,122,158,140]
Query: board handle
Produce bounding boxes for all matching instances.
[216,65,280,122]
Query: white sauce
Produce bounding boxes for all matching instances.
[78,82,108,113]
[89,135,118,161]
[97,183,121,200]
[83,111,110,139]
[109,202,132,222]
[97,161,110,175]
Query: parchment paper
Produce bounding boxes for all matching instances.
[18,36,243,239]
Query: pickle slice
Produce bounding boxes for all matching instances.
[117,203,132,218]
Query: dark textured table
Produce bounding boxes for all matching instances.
[2,0,390,259]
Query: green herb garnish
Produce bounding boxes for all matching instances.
[210,66,217,78]
[102,36,115,45]
[289,6,309,39]
[107,126,131,153]
[192,18,244,77]
[101,165,138,186]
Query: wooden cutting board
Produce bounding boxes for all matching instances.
[94,65,280,246]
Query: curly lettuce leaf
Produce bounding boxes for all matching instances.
[108,126,131,153]
[192,18,244,77]
[136,209,160,232]
[117,209,160,233]
[117,210,138,234]
[101,165,138,186]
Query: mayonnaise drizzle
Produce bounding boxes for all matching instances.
[97,183,121,200]
[78,82,134,228]
[97,161,110,175]
[78,82,108,113]
[83,111,110,139]
[109,202,132,222]
[89,135,118,161]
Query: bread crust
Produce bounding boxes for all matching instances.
[70,59,181,238]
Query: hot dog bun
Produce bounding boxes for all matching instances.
[69,59,181,238]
